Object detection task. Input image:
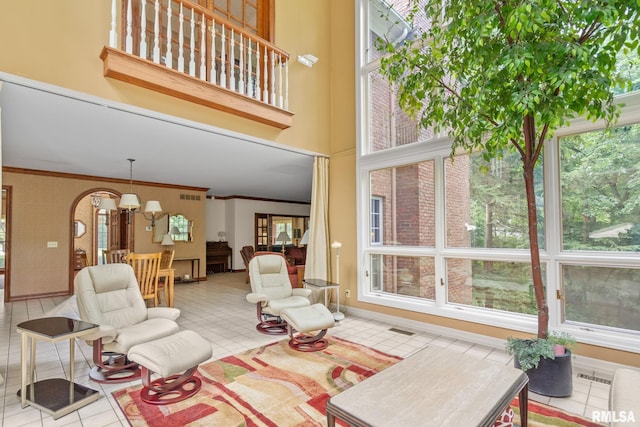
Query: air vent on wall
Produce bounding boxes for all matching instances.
[180,194,201,201]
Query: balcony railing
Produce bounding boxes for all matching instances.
[101,0,293,129]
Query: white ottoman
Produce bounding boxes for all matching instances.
[610,368,640,427]
[280,303,335,352]
[128,330,213,405]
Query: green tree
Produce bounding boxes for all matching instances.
[378,0,639,338]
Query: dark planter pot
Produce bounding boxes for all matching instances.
[515,349,573,397]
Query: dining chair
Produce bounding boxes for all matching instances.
[240,246,255,284]
[157,249,176,307]
[104,248,131,264]
[125,252,162,307]
[75,250,90,269]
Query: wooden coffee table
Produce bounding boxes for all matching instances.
[326,345,528,427]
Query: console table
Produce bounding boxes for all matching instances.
[326,345,528,427]
[17,317,101,419]
[174,257,200,282]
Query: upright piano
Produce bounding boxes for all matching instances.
[206,241,232,273]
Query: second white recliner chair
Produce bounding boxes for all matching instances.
[246,252,312,334]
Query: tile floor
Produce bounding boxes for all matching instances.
[0,271,613,426]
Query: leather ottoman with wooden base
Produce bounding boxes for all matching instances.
[127,330,213,405]
[280,303,336,352]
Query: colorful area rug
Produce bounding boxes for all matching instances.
[114,338,603,427]
[113,336,401,426]
[510,397,605,427]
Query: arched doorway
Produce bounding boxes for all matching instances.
[69,189,133,291]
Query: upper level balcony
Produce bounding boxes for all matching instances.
[101,0,293,129]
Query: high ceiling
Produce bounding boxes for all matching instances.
[0,75,316,203]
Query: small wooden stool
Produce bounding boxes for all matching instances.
[280,303,336,352]
[128,330,212,404]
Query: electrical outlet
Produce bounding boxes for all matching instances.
[345,290,351,298]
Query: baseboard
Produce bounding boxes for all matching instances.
[333,304,630,379]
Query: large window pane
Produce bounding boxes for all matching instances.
[447,259,540,315]
[368,69,433,153]
[369,254,435,299]
[563,265,640,332]
[561,124,640,251]
[370,161,435,246]
[445,151,544,249]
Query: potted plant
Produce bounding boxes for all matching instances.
[377,0,638,396]
[506,332,576,396]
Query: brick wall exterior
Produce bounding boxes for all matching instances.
[366,0,472,303]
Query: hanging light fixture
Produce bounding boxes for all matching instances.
[118,158,163,226]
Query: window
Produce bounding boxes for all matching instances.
[369,162,436,247]
[96,210,109,265]
[357,0,640,351]
[197,0,272,40]
[445,151,544,250]
[446,259,540,315]
[369,254,436,299]
[563,265,640,332]
[560,124,640,252]
[370,196,383,245]
[558,124,640,333]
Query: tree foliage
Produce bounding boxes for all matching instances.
[378,0,640,338]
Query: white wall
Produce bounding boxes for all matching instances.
[205,198,226,241]
[205,197,310,271]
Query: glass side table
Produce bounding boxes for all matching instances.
[17,317,101,419]
[302,279,345,321]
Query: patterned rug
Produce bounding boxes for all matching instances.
[113,336,402,426]
[114,338,603,427]
[510,397,605,427]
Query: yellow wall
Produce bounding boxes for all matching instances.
[3,170,206,299]
[0,0,332,156]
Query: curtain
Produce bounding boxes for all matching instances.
[304,157,329,289]
[0,81,3,192]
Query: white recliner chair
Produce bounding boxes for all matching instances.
[74,263,181,383]
[246,252,312,334]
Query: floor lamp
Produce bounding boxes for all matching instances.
[331,241,345,321]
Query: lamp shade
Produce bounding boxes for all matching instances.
[98,198,117,211]
[160,234,174,246]
[277,231,290,243]
[331,241,342,249]
[144,200,162,213]
[170,226,181,235]
[119,193,140,209]
[300,230,309,245]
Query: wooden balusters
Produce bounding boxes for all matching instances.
[111,0,290,112]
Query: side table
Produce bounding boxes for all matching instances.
[302,278,344,321]
[17,317,101,419]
